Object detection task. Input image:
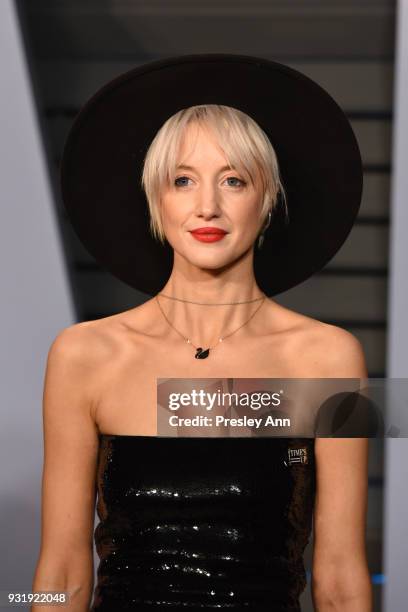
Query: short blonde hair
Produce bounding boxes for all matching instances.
[141,104,288,244]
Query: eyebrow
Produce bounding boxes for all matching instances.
[176,164,236,173]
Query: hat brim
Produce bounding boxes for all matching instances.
[60,54,363,297]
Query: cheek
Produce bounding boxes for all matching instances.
[159,198,191,243]
[160,196,181,225]
[235,194,263,228]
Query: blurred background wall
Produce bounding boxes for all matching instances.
[0,0,75,606]
[2,0,402,609]
[383,0,408,609]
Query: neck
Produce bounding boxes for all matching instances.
[156,251,267,346]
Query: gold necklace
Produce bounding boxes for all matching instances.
[157,292,265,306]
[155,293,267,359]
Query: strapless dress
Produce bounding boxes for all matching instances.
[90,435,316,611]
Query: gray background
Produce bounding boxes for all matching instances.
[0,0,75,604]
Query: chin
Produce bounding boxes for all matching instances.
[187,255,230,269]
[183,249,245,271]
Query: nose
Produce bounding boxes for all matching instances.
[194,180,222,219]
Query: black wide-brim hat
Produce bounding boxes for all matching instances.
[60,54,363,297]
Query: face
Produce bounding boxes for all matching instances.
[159,122,264,270]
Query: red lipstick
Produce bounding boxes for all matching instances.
[190,227,227,243]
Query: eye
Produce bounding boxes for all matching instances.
[174,176,193,187]
[224,176,246,187]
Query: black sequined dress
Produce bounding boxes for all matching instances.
[91,435,316,611]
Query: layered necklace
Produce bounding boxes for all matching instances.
[155,292,267,359]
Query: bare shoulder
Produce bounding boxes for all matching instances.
[46,302,155,382]
[298,318,368,377]
[48,318,117,371]
[48,303,150,363]
[271,302,368,377]
[47,315,132,395]
[44,310,148,430]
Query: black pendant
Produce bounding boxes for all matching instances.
[195,347,210,359]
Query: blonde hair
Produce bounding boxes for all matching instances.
[141,104,288,244]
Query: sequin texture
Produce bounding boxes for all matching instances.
[91,436,316,611]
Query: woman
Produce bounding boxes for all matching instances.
[32,56,372,611]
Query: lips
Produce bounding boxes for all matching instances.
[190,227,227,235]
[189,227,228,243]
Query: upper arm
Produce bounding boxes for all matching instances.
[311,325,372,605]
[313,437,370,573]
[34,324,100,589]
